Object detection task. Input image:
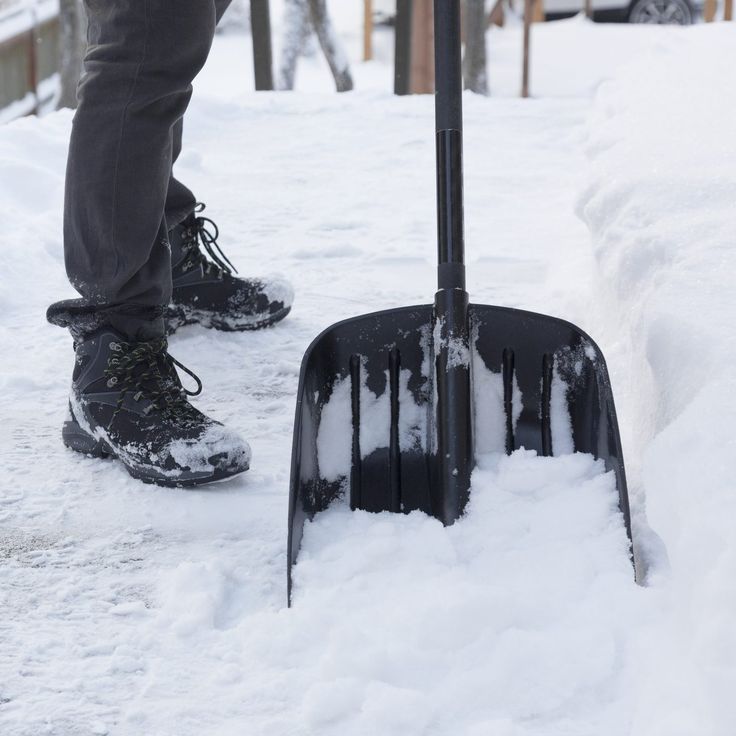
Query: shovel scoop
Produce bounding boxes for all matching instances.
[287,1,633,604]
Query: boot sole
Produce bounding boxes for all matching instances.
[167,305,291,335]
[62,412,248,488]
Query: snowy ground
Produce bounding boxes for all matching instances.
[1,12,736,736]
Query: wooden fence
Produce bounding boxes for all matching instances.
[0,1,59,120]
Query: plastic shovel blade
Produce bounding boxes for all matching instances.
[287,303,633,604]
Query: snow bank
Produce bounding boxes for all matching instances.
[578,23,736,735]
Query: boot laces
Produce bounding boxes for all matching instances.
[104,338,203,420]
[180,203,238,278]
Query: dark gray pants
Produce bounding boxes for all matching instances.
[62,0,232,339]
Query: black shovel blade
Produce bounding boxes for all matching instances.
[287,303,632,604]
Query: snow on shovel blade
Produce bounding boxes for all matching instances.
[287,303,633,604]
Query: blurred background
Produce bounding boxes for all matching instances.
[0,0,732,124]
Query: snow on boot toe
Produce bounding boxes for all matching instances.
[167,423,252,476]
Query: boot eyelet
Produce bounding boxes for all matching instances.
[110,342,121,352]
[106,377,118,387]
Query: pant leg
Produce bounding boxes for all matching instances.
[164,0,234,229]
[63,0,217,339]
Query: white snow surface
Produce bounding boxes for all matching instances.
[577,22,736,734]
[1,15,736,736]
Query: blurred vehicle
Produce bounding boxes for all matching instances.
[373,0,698,27]
[545,0,699,23]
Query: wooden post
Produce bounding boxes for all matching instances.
[703,0,716,21]
[28,25,39,115]
[522,0,532,98]
[532,0,545,22]
[488,0,505,27]
[464,0,488,94]
[394,0,412,95]
[410,0,433,93]
[584,0,593,19]
[725,0,733,20]
[251,0,274,90]
[309,0,354,91]
[364,0,373,61]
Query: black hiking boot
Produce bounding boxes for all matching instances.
[167,204,293,334]
[60,328,251,486]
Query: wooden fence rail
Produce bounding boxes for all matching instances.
[0,1,59,121]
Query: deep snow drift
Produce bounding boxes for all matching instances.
[1,14,735,736]
[577,22,736,733]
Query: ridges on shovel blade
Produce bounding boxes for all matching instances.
[287,304,634,605]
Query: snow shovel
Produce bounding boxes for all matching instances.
[287,1,633,605]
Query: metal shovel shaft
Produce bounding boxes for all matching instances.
[434,0,466,290]
[432,0,474,524]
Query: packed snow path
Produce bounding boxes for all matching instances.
[0,90,642,734]
[3,17,736,736]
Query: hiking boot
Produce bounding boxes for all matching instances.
[60,328,251,486]
[167,204,293,334]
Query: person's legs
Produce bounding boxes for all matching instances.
[160,0,294,335]
[62,0,218,340]
[164,0,233,229]
[48,0,251,487]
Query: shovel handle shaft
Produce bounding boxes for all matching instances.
[434,0,463,133]
[436,130,465,288]
[434,1,466,289]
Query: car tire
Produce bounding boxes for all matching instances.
[628,0,694,23]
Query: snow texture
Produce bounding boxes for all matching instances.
[1,10,735,736]
[577,23,736,733]
[166,422,252,474]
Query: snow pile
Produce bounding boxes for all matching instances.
[288,451,638,736]
[578,23,736,734]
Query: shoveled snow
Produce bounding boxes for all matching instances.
[291,450,638,736]
[1,11,735,736]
